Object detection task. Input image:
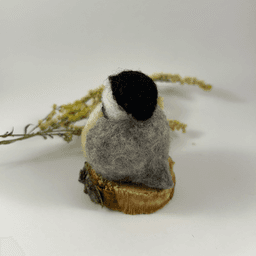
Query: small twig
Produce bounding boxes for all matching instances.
[0,128,80,145]
[28,111,53,134]
[0,134,38,145]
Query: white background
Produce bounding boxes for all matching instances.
[0,0,256,255]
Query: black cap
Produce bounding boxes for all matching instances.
[108,70,158,121]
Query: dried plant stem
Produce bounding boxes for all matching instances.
[0,72,212,145]
[28,109,59,134]
[150,72,212,91]
[0,129,76,145]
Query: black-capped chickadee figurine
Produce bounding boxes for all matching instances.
[83,70,173,190]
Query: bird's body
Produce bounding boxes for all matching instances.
[82,70,174,190]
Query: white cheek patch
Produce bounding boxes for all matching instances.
[102,79,127,120]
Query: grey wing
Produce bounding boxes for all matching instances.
[85,118,131,181]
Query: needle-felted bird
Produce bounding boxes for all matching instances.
[82,70,174,190]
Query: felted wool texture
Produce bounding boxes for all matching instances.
[85,104,173,190]
[101,79,127,120]
[108,70,158,121]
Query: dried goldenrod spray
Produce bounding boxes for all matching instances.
[0,72,212,145]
